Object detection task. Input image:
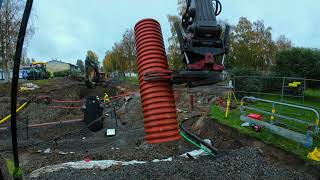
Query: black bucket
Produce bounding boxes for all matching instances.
[83,96,103,132]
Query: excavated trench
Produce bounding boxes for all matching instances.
[0,79,319,179]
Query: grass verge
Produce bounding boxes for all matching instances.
[210,105,320,165]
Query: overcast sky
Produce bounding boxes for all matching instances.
[27,0,320,64]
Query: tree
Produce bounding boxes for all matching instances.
[103,43,127,73]
[177,0,187,15]
[25,58,31,65]
[119,29,136,73]
[273,48,320,79]
[227,17,277,71]
[103,29,137,74]
[76,59,84,72]
[0,0,34,82]
[276,35,292,51]
[167,15,185,70]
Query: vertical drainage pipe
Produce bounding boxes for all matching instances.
[134,18,180,144]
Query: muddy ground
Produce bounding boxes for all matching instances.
[0,77,319,179]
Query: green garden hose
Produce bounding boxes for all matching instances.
[179,131,216,157]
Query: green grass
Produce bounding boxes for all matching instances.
[118,76,139,84]
[305,89,320,98]
[210,104,320,164]
[28,79,51,86]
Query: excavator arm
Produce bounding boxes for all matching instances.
[172,0,230,86]
[85,59,100,88]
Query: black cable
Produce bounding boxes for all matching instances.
[179,118,218,154]
[10,0,33,179]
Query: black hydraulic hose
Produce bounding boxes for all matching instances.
[213,0,222,16]
[179,118,218,154]
[10,0,33,179]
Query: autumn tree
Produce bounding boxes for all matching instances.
[0,0,34,82]
[227,17,278,71]
[119,29,136,73]
[103,29,136,74]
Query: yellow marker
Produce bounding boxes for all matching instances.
[0,102,28,124]
[271,107,276,121]
[225,91,231,118]
[103,93,110,103]
[308,147,320,161]
[292,81,301,85]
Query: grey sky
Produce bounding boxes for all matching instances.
[28,0,320,64]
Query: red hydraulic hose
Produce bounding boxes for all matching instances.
[51,99,81,103]
[48,106,81,109]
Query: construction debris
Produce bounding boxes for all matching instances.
[180,139,212,159]
[20,83,40,91]
[29,158,174,178]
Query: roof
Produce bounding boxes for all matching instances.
[32,62,47,65]
[47,60,78,68]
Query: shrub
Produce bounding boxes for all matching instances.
[272,48,320,79]
[231,68,263,96]
[53,70,70,77]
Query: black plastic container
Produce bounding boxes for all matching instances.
[83,96,103,132]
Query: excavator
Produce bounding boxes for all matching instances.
[141,0,229,87]
[85,59,101,88]
[85,0,229,88]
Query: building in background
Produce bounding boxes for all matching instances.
[46,60,79,73]
[0,60,79,81]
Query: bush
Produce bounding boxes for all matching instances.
[272,48,320,79]
[53,70,70,77]
[231,68,263,96]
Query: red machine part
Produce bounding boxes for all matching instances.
[187,53,224,71]
[134,18,180,144]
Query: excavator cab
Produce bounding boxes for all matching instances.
[85,59,100,88]
[175,0,229,72]
[172,0,230,87]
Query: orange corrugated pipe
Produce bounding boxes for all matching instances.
[134,18,180,144]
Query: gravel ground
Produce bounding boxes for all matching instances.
[27,147,314,180]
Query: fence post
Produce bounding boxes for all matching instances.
[281,77,285,101]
